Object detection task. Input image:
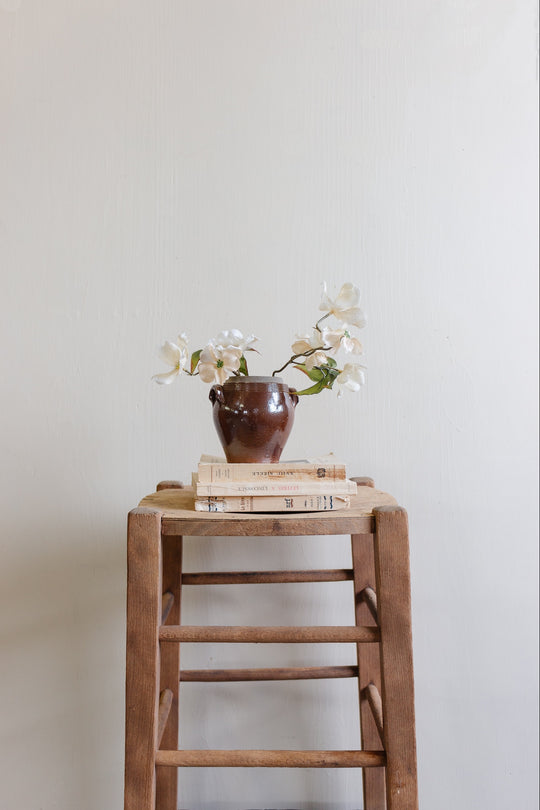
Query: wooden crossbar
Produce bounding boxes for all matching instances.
[359,585,378,623]
[161,591,175,625]
[362,683,384,744]
[159,625,380,643]
[157,689,173,748]
[182,569,354,585]
[180,665,359,682]
[155,749,386,768]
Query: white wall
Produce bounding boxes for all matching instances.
[1,1,538,808]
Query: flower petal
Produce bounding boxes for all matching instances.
[243,333,259,350]
[292,336,313,355]
[176,333,189,352]
[200,344,218,364]
[305,351,328,370]
[152,368,180,385]
[321,327,345,351]
[221,347,242,369]
[338,307,366,328]
[334,282,360,311]
[216,365,231,384]
[341,335,363,354]
[213,329,240,348]
[319,281,333,312]
[336,362,366,392]
[198,362,218,383]
[158,340,181,367]
[212,329,258,351]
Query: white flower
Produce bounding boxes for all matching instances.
[292,330,324,355]
[213,329,258,352]
[321,326,363,355]
[198,343,242,384]
[305,350,329,370]
[152,334,189,385]
[335,362,366,396]
[319,282,366,328]
[292,331,328,370]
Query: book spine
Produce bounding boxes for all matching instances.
[197,462,346,484]
[194,495,350,513]
[195,479,357,497]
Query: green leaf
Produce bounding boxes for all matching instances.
[190,349,202,374]
[325,356,337,368]
[295,378,328,396]
[321,365,340,388]
[238,355,249,375]
[293,363,324,382]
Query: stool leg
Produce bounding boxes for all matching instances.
[373,506,418,810]
[352,533,386,810]
[125,508,163,810]
[156,536,182,810]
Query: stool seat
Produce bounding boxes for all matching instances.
[124,478,418,810]
[139,483,397,535]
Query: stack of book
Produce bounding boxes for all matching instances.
[193,454,357,513]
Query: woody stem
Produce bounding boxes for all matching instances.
[271,346,332,377]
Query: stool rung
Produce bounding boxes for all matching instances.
[160,625,380,643]
[358,586,378,623]
[155,749,386,768]
[180,664,359,682]
[157,689,173,747]
[161,591,175,624]
[361,682,384,744]
[182,569,354,585]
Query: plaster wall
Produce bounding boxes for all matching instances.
[1,2,538,808]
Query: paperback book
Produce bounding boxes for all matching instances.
[192,453,355,512]
[192,473,357,498]
[194,494,351,513]
[197,453,347,484]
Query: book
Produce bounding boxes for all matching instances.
[194,494,351,513]
[192,472,358,497]
[197,453,347,484]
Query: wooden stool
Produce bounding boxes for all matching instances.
[124,478,418,810]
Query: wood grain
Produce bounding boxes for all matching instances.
[139,485,396,537]
[180,665,359,682]
[159,625,380,644]
[352,532,386,810]
[362,683,384,745]
[124,508,162,810]
[182,569,353,585]
[155,749,387,768]
[157,689,173,748]
[161,590,174,624]
[156,480,184,491]
[359,585,378,623]
[350,476,375,488]
[156,535,182,809]
[374,506,418,810]
[124,486,418,809]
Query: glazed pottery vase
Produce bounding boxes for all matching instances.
[208,375,299,463]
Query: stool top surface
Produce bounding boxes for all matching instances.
[138,485,398,536]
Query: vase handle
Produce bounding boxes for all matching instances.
[289,387,299,408]
[209,385,225,405]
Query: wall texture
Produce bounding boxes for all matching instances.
[1,1,538,808]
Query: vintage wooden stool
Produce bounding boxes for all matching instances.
[124,478,418,810]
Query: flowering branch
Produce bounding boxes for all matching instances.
[271,346,328,377]
[152,282,367,397]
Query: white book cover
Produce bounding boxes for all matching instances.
[192,472,357,497]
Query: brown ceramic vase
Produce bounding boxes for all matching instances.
[209,375,299,463]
